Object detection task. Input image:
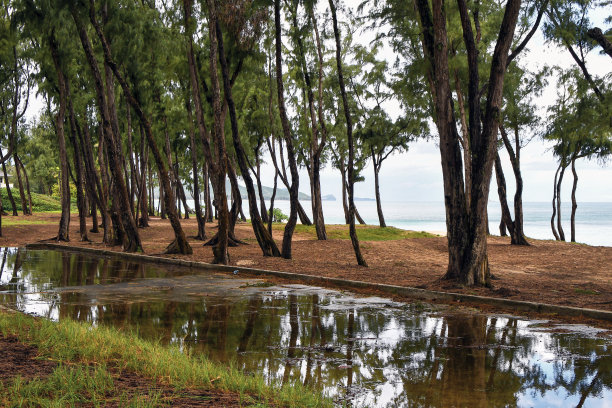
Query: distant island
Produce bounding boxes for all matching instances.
[219,181,379,202]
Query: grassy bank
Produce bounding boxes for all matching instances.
[0,310,331,407]
[275,224,438,241]
[1,189,66,213]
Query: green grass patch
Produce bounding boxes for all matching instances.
[1,189,65,213]
[573,288,600,296]
[0,311,332,408]
[1,217,54,227]
[274,223,438,241]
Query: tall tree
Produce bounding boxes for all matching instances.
[329,0,367,266]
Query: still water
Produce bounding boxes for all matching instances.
[1,248,611,407]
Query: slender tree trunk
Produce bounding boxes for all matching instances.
[186,98,206,239]
[254,160,268,223]
[49,34,70,242]
[340,158,350,224]
[18,157,32,215]
[551,164,561,240]
[204,164,212,222]
[291,2,326,240]
[499,124,528,244]
[13,154,28,215]
[138,124,149,227]
[557,162,567,241]
[67,94,89,242]
[126,102,136,216]
[372,149,386,228]
[329,0,367,266]
[274,0,300,259]
[570,155,578,243]
[268,169,278,235]
[494,152,515,238]
[205,0,229,263]
[1,160,17,216]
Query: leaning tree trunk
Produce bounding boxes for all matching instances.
[570,155,578,243]
[329,0,367,266]
[217,23,280,257]
[49,34,70,242]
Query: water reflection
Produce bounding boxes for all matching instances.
[0,248,611,407]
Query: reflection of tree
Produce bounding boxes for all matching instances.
[282,294,299,385]
[237,295,261,353]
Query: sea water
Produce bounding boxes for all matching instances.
[187,198,612,247]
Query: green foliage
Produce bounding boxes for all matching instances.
[271,207,288,223]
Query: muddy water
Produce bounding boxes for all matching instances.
[1,248,611,407]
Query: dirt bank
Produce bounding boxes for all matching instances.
[3,212,612,312]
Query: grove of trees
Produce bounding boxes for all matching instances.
[0,0,610,285]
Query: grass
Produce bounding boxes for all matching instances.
[1,218,54,227]
[0,310,332,408]
[274,223,438,241]
[573,288,600,296]
[1,189,65,213]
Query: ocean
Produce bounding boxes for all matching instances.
[185,199,612,247]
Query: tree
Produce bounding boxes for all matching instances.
[329,0,367,266]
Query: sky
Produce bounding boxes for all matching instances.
[23,2,612,204]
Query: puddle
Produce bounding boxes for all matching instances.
[1,248,611,407]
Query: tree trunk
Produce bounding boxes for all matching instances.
[556,162,567,241]
[73,10,142,252]
[291,2,326,240]
[1,160,17,216]
[13,153,28,215]
[570,155,578,243]
[186,98,206,239]
[551,164,561,240]
[254,160,268,223]
[216,22,280,257]
[67,94,89,242]
[340,159,350,224]
[17,157,33,215]
[415,0,521,285]
[49,34,70,242]
[268,169,278,235]
[205,0,229,263]
[499,124,529,245]
[494,152,515,238]
[329,0,367,266]
[274,0,300,259]
[372,148,386,228]
[138,124,149,227]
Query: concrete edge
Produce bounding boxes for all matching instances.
[25,242,612,322]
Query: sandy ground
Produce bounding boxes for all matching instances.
[2,212,612,312]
